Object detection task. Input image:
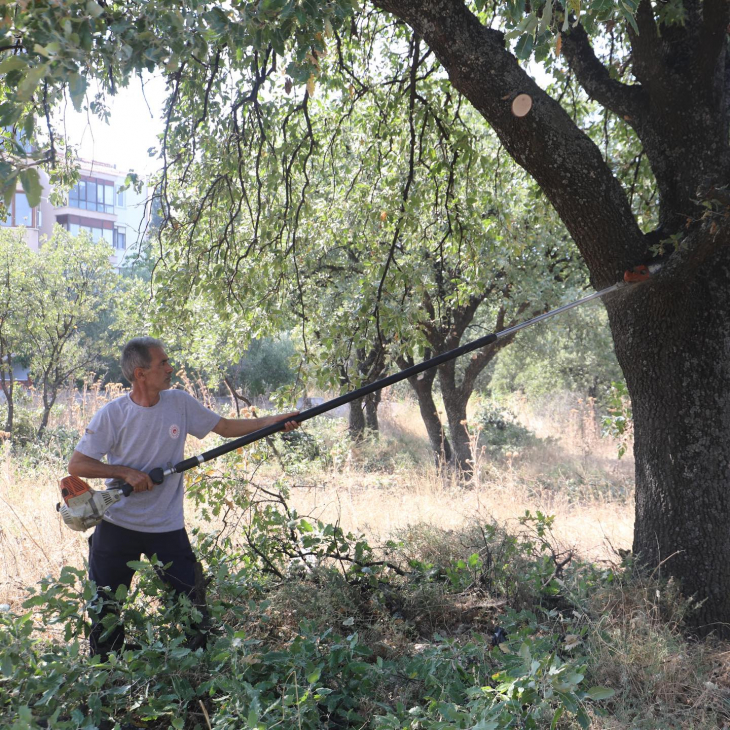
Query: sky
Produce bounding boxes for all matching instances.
[59,74,167,179]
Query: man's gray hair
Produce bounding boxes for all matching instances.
[121,337,165,383]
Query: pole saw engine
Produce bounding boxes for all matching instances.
[56,475,132,532]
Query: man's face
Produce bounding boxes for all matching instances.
[139,347,174,391]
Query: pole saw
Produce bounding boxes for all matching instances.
[57,264,657,532]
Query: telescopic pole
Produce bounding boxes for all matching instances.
[148,275,636,485]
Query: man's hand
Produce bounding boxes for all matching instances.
[119,467,155,493]
[68,450,154,493]
[269,411,301,433]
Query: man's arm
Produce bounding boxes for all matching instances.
[211,411,300,439]
[68,450,155,492]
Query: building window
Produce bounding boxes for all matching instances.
[0,193,38,227]
[114,226,126,250]
[57,214,113,245]
[116,188,125,208]
[14,193,33,227]
[68,177,115,213]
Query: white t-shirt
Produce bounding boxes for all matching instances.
[75,390,221,532]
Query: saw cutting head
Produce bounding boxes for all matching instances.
[57,475,125,532]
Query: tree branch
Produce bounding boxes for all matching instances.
[561,23,646,124]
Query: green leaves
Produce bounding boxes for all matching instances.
[68,72,88,112]
[85,0,105,19]
[0,226,119,436]
[0,56,27,75]
[0,0,359,182]
[585,685,616,700]
[16,63,47,102]
[601,380,633,458]
[489,0,641,64]
[19,168,42,207]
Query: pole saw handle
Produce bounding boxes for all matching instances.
[111,469,164,497]
[113,482,134,497]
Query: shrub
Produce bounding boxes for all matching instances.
[1,506,619,730]
[476,403,542,452]
[230,337,297,397]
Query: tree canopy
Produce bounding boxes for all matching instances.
[0,226,119,434]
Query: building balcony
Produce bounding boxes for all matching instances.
[53,205,117,223]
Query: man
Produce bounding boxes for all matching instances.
[68,336,299,658]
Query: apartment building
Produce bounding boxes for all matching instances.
[1,157,150,267]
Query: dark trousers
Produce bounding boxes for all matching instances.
[88,519,198,657]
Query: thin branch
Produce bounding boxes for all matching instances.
[561,23,645,124]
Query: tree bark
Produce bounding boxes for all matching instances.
[364,390,381,432]
[0,359,14,433]
[400,360,452,466]
[345,345,387,441]
[436,303,519,476]
[38,379,55,437]
[439,377,472,474]
[348,398,367,440]
[608,242,730,632]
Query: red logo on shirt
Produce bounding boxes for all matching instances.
[169,424,181,439]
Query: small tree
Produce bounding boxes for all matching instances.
[24,227,118,436]
[0,229,35,433]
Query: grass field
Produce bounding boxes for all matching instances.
[1,386,729,729]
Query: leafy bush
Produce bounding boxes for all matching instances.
[488,304,622,405]
[229,336,297,397]
[476,403,542,452]
[276,417,421,474]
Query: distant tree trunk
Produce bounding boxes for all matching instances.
[348,399,367,440]
[344,344,388,442]
[399,355,452,466]
[439,377,473,474]
[433,304,519,477]
[0,357,15,433]
[37,363,64,438]
[364,390,381,431]
[37,382,56,437]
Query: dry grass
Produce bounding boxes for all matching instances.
[0,388,634,609]
[284,396,634,564]
[584,575,730,729]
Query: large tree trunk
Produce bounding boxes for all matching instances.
[608,245,730,630]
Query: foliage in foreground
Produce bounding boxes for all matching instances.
[3,474,726,730]
[1,515,601,729]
